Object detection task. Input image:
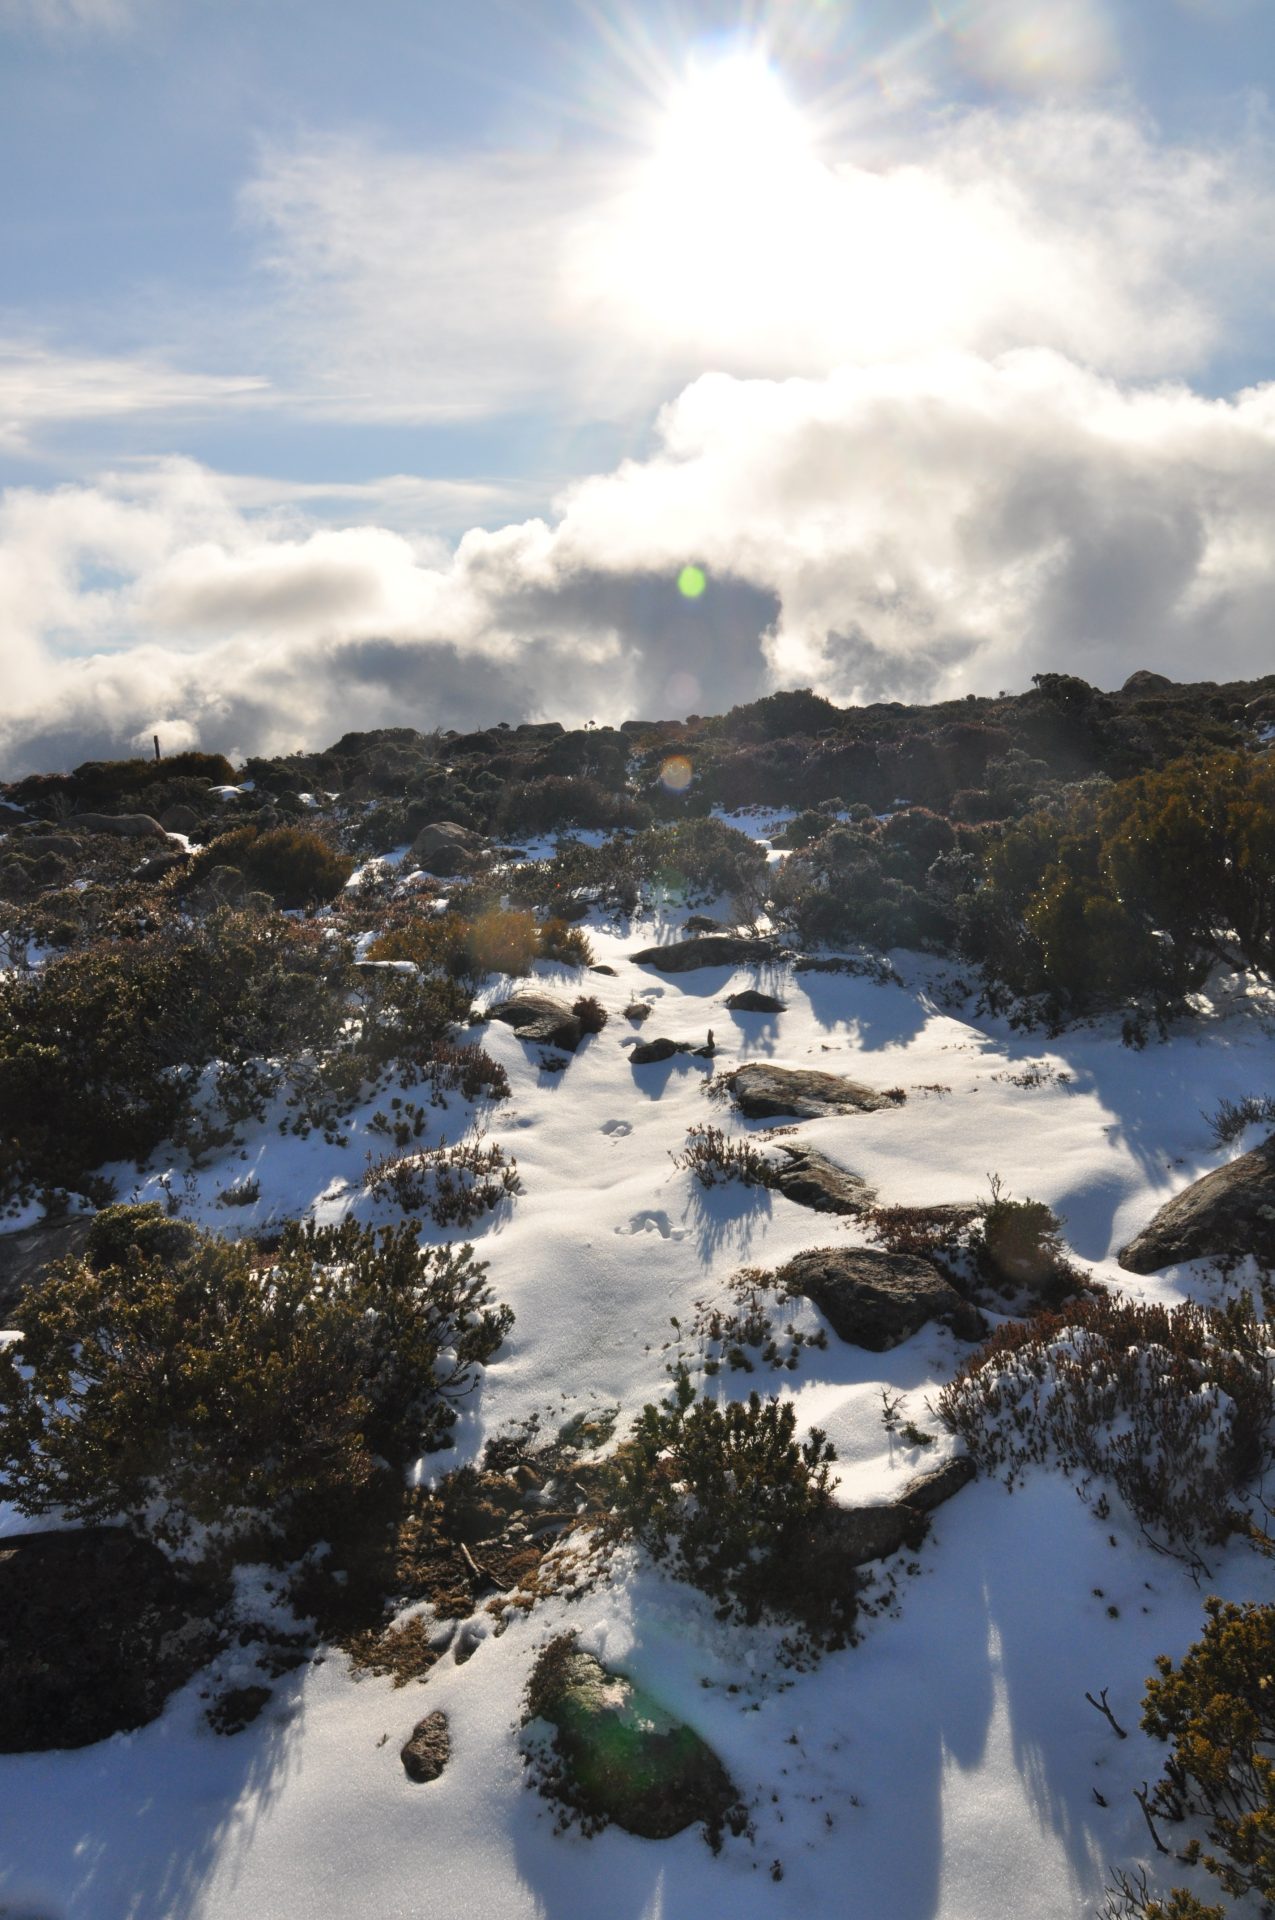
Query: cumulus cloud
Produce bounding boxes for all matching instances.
[7,354,1275,772]
[242,100,1275,423]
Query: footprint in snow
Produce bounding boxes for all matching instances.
[600,1119,633,1139]
[614,1210,687,1241]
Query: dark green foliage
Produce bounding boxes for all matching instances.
[0,1206,512,1561]
[609,1371,836,1625]
[186,825,353,907]
[0,910,353,1201]
[497,776,649,835]
[968,751,1275,1015]
[1138,1597,1275,1907]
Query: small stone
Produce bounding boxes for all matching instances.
[725,989,787,1013]
[400,1710,451,1783]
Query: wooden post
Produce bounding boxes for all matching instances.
[153,733,161,762]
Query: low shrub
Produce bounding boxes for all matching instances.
[672,1125,775,1191]
[608,1371,842,1631]
[938,1293,1275,1550]
[367,908,592,982]
[1204,1092,1275,1149]
[0,1206,513,1563]
[362,1137,522,1226]
[571,995,608,1034]
[186,825,353,908]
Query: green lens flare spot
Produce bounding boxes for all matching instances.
[677,565,707,600]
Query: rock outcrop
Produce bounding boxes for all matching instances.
[1118,1138,1275,1273]
[725,988,786,1013]
[779,1246,984,1350]
[631,935,777,973]
[0,1214,94,1324]
[409,820,485,876]
[485,992,583,1053]
[0,1528,223,1751]
[721,1064,904,1120]
[770,1145,874,1215]
[524,1640,738,1839]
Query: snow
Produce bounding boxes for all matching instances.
[3,859,1275,1919]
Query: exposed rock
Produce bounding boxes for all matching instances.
[0,1528,223,1751]
[722,1064,905,1120]
[630,1037,680,1065]
[6,833,80,859]
[409,820,485,876]
[779,1246,985,1350]
[1118,1137,1275,1273]
[589,964,618,976]
[133,849,189,884]
[631,935,777,973]
[685,914,727,933]
[401,1709,451,1783]
[0,1214,94,1324]
[65,812,168,841]
[624,1002,653,1024]
[812,1501,929,1570]
[486,992,583,1053]
[771,1145,874,1215]
[525,1639,738,1840]
[160,803,201,835]
[899,1454,977,1514]
[725,989,787,1013]
[1120,669,1175,697]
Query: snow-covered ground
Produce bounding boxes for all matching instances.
[4,874,1275,1920]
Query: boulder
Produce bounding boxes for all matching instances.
[816,1501,929,1568]
[409,820,485,876]
[160,803,201,835]
[771,1145,874,1215]
[7,833,80,859]
[1120,669,1175,697]
[487,992,583,1053]
[631,935,777,973]
[400,1709,451,1784]
[0,1528,223,1751]
[525,1640,738,1840]
[630,1037,680,1065]
[779,1246,985,1350]
[1118,1137,1275,1274]
[65,812,168,841]
[725,989,786,1013]
[899,1454,977,1514]
[133,849,189,884]
[0,1214,94,1324]
[722,1064,904,1120]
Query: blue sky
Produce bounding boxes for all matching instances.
[2,0,1275,769]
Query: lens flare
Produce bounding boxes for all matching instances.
[660,755,694,793]
[677,564,707,599]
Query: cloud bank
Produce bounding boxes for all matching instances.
[7,97,1275,773]
[6,351,1275,773]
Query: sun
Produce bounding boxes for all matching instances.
[583,52,828,355]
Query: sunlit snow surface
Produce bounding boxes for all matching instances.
[4,841,1275,1920]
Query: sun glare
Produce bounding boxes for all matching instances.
[592,51,830,351]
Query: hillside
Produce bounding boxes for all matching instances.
[2,675,1275,1920]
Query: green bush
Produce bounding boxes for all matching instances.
[1136,1597,1275,1908]
[187,825,353,908]
[0,910,353,1201]
[0,1206,512,1562]
[608,1371,841,1628]
[968,750,1275,1015]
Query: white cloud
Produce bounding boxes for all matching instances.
[6,355,1275,773]
[241,100,1275,425]
[0,0,149,33]
[0,341,268,451]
